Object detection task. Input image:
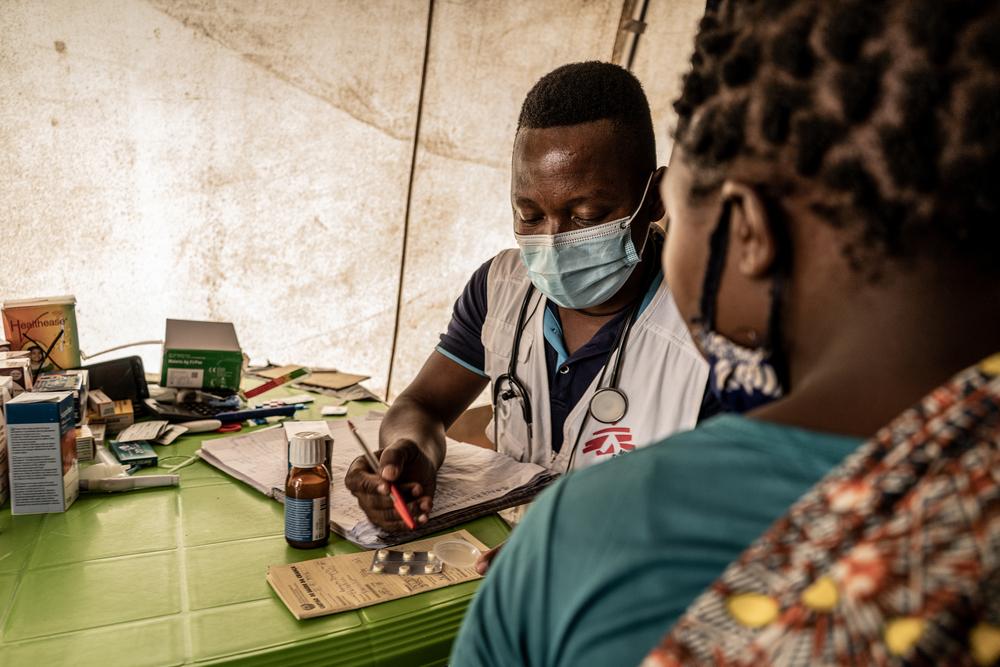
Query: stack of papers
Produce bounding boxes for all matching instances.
[324,420,557,548]
[197,426,286,496]
[289,382,381,403]
[198,420,557,548]
[294,367,380,402]
[250,363,382,402]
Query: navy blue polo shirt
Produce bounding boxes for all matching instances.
[436,256,664,453]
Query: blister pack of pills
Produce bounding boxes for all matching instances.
[369,549,444,575]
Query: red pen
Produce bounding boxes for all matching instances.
[346,420,417,531]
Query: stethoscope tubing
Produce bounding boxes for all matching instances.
[493,284,641,470]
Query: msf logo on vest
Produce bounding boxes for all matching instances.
[581,426,634,458]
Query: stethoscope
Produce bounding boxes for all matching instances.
[491,282,642,464]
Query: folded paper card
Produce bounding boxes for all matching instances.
[267,530,487,620]
[297,371,370,390]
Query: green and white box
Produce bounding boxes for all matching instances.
[161,319,243,391]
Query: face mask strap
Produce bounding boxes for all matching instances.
[760,192,793,391]
[695,198,733,331]
[625,169,664,269]
[621,170,658,230]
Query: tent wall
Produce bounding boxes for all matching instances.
[0,0,702,398]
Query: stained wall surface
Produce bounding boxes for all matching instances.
[1,0,705,397]
[1,0,428,392]
[388,0,623,395]
[630,0,704,166]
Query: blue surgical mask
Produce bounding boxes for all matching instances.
[515,172,656,310]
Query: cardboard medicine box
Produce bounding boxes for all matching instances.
[34,369,89,425]
[76,425,95,462]
[1,295,82,373]
[88,388,115,418]
[6,391,79,514]
[88,399,134,435]
[0,357,32,396]
[161,319,242,391]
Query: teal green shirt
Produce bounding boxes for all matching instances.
[451,415,862,667]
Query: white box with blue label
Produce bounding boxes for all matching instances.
[0,376,12,506]
[6,391,79,514]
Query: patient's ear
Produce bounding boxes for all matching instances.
[720,181,777,279]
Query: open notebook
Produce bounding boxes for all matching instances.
[197,419,557,548]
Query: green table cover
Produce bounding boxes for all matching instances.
[0,388,509,665]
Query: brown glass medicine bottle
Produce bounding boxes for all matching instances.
[285,432,330,549]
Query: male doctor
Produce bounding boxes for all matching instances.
[346,61,710,533]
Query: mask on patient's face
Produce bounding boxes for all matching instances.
[695,328,783,413]
[693,199,786,413]
[515,172,656,310]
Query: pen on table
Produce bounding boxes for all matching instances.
[242,366,310,399]
[346,419,417,531]
[215,405,300,423]
[80,475,180,493]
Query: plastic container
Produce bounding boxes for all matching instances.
[432,539,482,569]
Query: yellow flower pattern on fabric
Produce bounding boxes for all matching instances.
[885,617,925,656]
[971,623,1000,666]
[800,576,838,612]
[726,593,779,628]
[979,353,1000,377]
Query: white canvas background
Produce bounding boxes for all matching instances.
[0,0,703,398]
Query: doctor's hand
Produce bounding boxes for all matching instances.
[344,439,437,532]
[474,541,505,575]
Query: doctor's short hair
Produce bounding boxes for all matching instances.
[517,61,657,173]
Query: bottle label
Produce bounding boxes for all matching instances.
[285,496,329,542]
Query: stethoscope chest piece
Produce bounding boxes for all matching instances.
[589,387,628,424]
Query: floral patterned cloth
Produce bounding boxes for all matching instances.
[643,355,1000,666]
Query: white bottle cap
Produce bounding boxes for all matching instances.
[289,431,327,467]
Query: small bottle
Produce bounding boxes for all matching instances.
[285,433,330,549]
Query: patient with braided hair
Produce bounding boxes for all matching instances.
[452,1,1000,665]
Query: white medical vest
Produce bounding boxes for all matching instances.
[482,249,709,474]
